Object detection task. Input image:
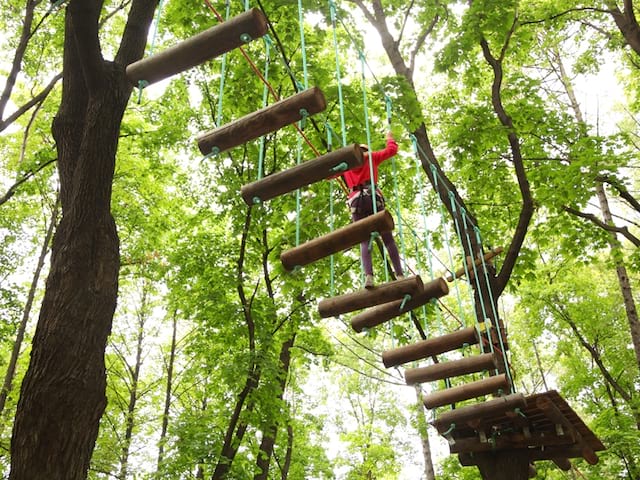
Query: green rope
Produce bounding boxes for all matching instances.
[460,210,493,353]
[474,227,514,392]
[297,0,309,89]
[329,0,347,146]
[432,176,468,329]
[215,1,231,126]
[327,126,336,296]
[137,0,166,103]
[442,423,455,436]
[257,35,273,180]
[359,51,375,216]
[411,136,435,281]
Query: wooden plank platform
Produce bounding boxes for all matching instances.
[126,8,268,86]
[432,390,605,467]
[240,144,364,205]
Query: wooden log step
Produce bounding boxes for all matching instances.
[197,87,326,155]
[445,246,504,282]
[431,392,526,434]
[404,352,499,385]
[422,373,510,410]
[382,326,478,368]
[240,144,364,205]
[280,210,393,271]
[126,8,268,86]
[317,275,423,318]
[350,277,449,333]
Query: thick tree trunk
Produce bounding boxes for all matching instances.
[474,449,530,480]
[0,198,58,417]
[9,1,157,478]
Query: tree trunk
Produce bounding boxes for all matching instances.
[157,310,178,470]
[9,1,158,478]
[413,385,435,480]
[0,197,58,417]
[474,449,530,480]
[254,335,296,480]
[118,288,149,480]
[554,45,640,374]
[596,183,640,371]
[280,423,293,480]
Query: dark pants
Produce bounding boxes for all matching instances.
[350,192,404,277]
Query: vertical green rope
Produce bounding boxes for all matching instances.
[297,0,309,89]
[411,136,435,281]
[215,0,231,127]
[257,35,272,180]
[294,0,310,248]
[411,136,441,334]
[474,228,514,391]
[329,0,347,146]
[360,52,374,211]
[136,0,166,103]
[327,125,336,296]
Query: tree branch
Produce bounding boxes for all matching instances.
[563,205,640,247]
[0,158,57,207]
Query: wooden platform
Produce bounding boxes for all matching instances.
[432,390,605,468]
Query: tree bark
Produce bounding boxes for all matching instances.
[9,1,158,478]
[474,449,531,480]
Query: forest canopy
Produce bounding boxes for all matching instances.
[0,0,639,479]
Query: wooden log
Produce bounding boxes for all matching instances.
[318,275,423,318]
[382,326,478,368]
[406,352,499,385]
[552,458,572,471]
[350,277,449,333]
[448,431,575,454]
[280,210,394,271]
[446,246,504,282]
[240,144,364,205]
[528,444,598,463]
[536,396,599,465]
[197,87,327,155]
[432,392,526,434]
[422,373,509,410]
[126,8,268,86]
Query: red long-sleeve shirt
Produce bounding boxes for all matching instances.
[344,138,398,199]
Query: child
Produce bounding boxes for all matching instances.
[344,131,404,288]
